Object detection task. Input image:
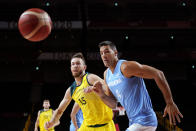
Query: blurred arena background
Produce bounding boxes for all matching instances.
[0,0,195,130]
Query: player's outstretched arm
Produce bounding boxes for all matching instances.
[52,110,60,127]
[45,88,72,129]
[121,61,183,125]
[70,102,80,130]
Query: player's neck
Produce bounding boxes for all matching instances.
[44,108,49,111]
[109,59,118,73]
[75,72,85,86]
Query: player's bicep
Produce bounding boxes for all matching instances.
[121,61,158,79]
[88,74,103,85]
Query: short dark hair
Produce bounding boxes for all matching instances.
[71,52,86,65]
[98,41,117,51]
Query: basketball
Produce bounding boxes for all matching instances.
[18,8,52,42]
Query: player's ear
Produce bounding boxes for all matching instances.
[114,50,118,57]
[84,65,87,70]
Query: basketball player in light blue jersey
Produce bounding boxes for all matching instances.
[70,102,83,131]
[90,41,183,131]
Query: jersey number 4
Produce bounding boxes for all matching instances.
[78,97,86,105]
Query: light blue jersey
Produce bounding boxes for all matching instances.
[106,60,157,127]
[70,109,83,131]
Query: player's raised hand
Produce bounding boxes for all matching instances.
[84,86,94,93]
[163,102,183,125]
[92,81,105,97]
[44,121,54,130]
[84,81,106,98]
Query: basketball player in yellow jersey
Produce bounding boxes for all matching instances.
[34,100,59,131]
[45,53,116,131]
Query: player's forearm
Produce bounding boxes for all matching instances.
[100,94,117,109]
[50,93,71,124]
[155,71,174,104]
[34,125,38,130]
[71,115,79,129]
[54,120,60,126]
[50,109,64,124]
[34,121,38,130]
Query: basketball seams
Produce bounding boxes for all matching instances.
[21,11,51,40]
[18,8,52,42]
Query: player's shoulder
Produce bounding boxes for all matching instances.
[69,81,77,96]
[87,73,97,78]
[122,60,137,65]
[103,69,108,77]
[87,73,102,80]
[86,73,97,86]
[121,61,139,68]
[37,110,41,114]
[104,69,108,74]
[39,109,45,113]
[69,81,76,88]
[87,73,103,85]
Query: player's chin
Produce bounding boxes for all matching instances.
[103,62,110,67]
[72,72,77,76]
[72,73,80,77]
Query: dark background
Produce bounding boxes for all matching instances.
[0,0,195,130]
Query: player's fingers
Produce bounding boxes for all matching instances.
[84,87,93,93]
[163,108,167,117]
[94,81,102,88]
[92,87,99,92]
[172,112,176,125]
[168,111,172,125]
[174,105,183,118]
[178,111,183,118]
[175,113,181,123]
[93,85,101,91]
[84,88,91,93]
[98,81,102,86]
[94,81,100,86]
[44,122,48,129]
[46,122,50,128]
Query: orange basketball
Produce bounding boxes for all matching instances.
[18,8,52,42]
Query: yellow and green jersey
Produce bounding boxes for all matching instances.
[70,73,113,126]
[39,109,54,131]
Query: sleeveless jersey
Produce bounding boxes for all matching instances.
[71,73,113,126]
[106,60,157,126]
[39,109,54,131]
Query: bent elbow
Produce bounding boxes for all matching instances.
[70,114,73,119]
[158,70,164,77]
[155,69,164,78]
[70,112,74,119]
[111,105,116,109]
[111,103,117,109]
